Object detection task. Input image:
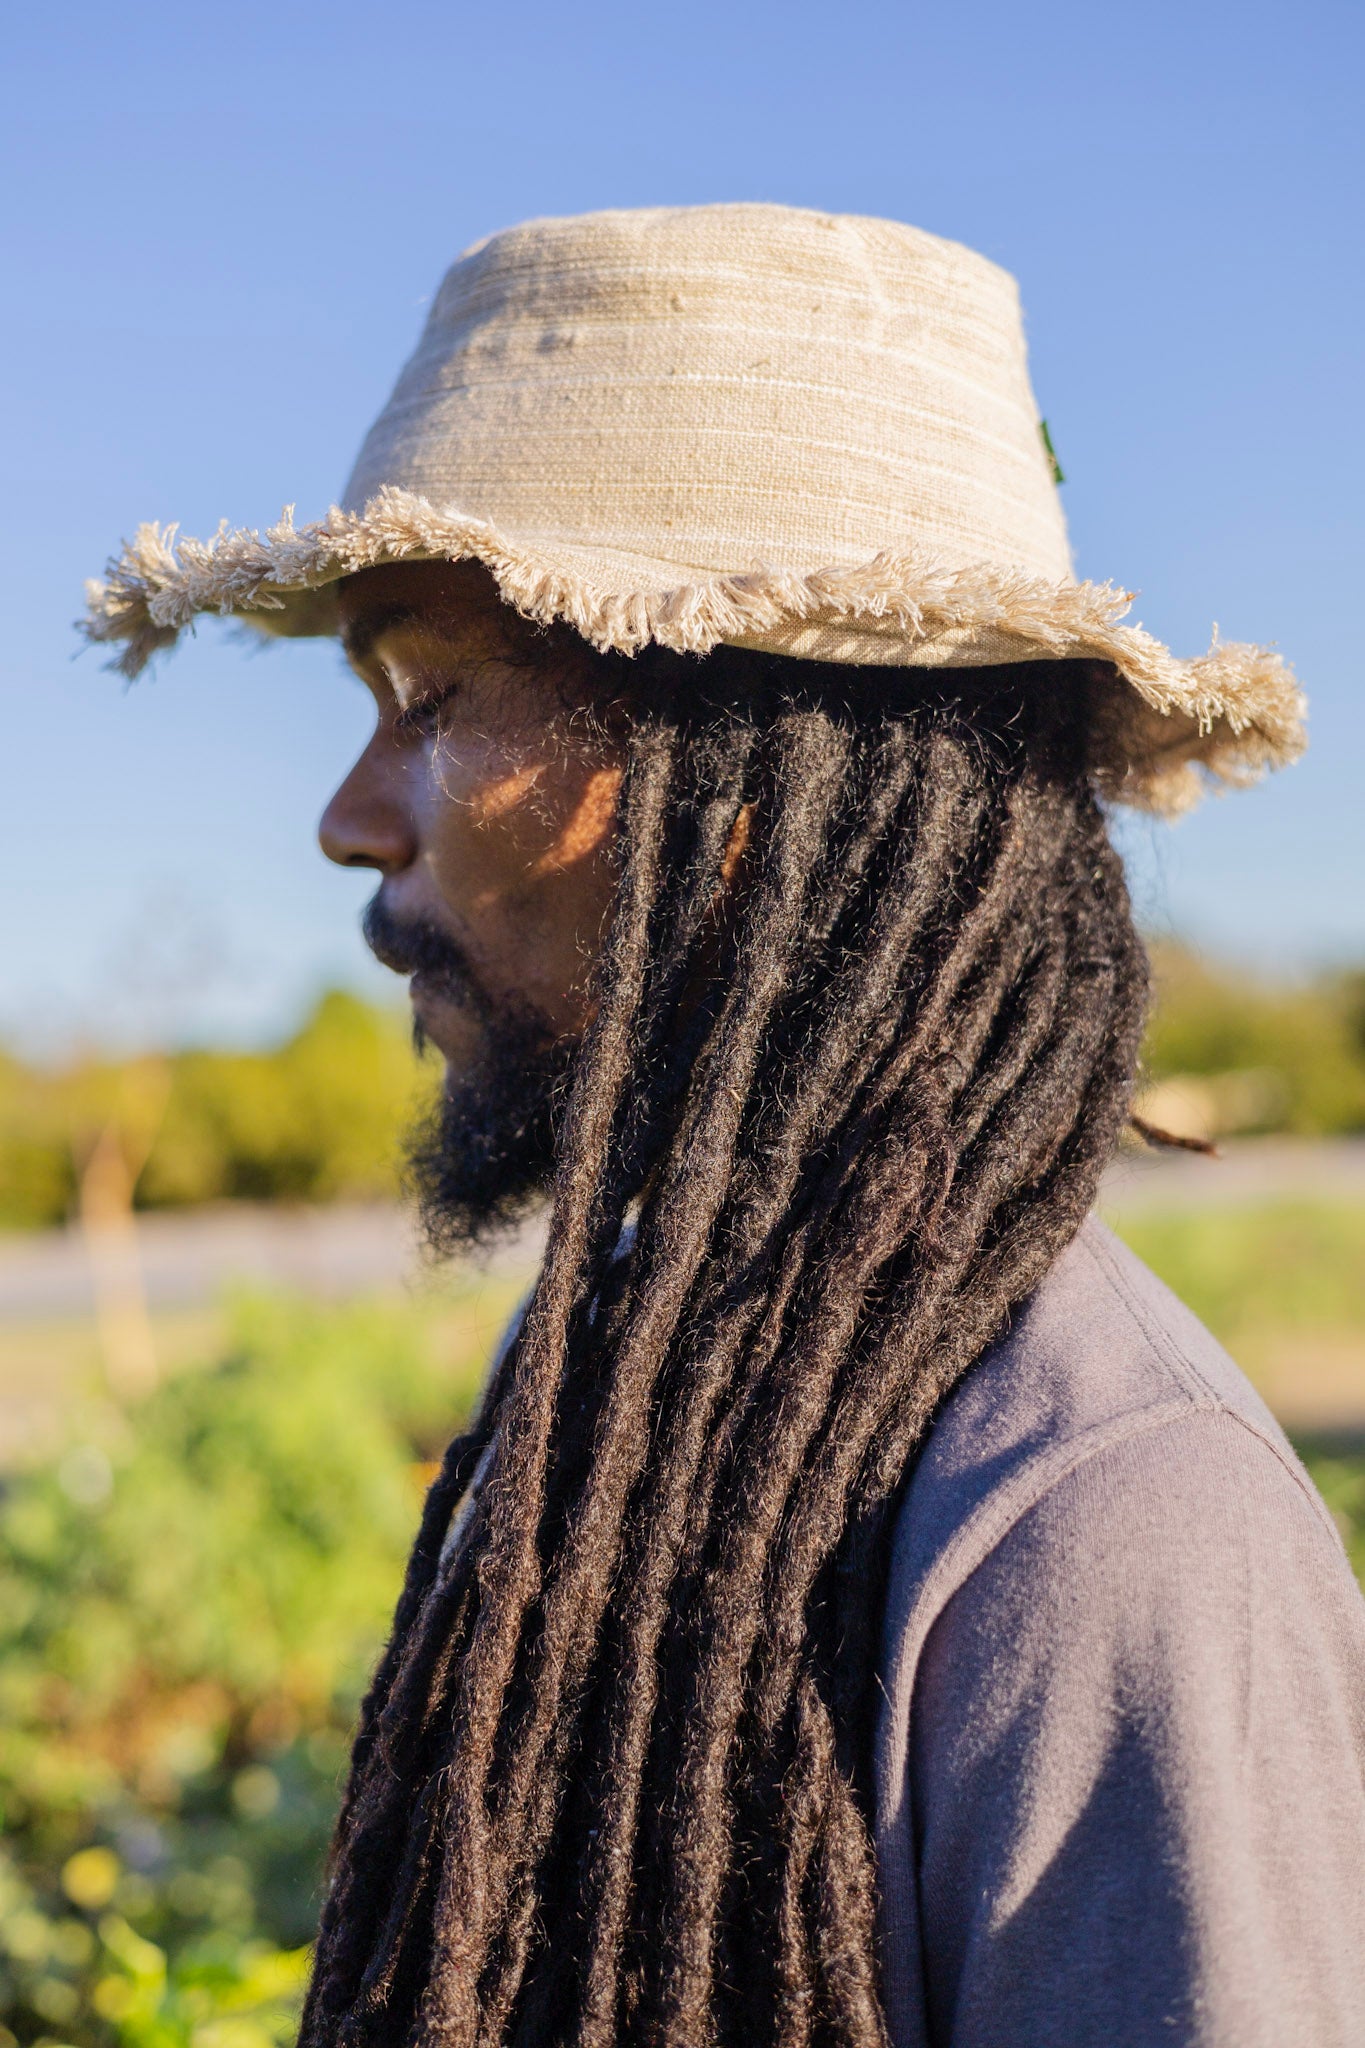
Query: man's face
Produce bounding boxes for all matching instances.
[321,559,626,1242]
[323,558,624,1066]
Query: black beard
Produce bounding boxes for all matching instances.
[405,1014,575,1260]
[362,893,575,1257]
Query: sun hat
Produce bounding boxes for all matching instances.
[82,201,1304,813]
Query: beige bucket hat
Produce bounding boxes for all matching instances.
[83,201,1304,812]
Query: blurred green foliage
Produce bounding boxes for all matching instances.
[1306,1452,1365,1588]
[1141,945,1365,1135]
[0,1286,513,2047]
[2,949,1364,1234]
[0,995,428,1232]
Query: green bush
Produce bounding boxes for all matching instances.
[137,995,427,1211]
[0,1284,515,2047]
[1304,1452,1365,1587]
[1141,945,1365,1134]
[0,1055,76,1233]
[0,994,431,1232]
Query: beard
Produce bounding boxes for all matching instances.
[362,893,578,1258]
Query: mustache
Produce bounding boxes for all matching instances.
[362,894,480,1002]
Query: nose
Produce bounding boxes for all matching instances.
[318,739,418,874]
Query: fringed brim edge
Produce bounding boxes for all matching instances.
[81,485,1306,816]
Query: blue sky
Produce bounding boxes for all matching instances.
[3,0,1361,1052]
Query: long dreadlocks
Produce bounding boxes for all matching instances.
[300,646,1149,2048]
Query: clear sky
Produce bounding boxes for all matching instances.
[3,0,1361,1053]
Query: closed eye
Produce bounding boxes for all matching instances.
[392,682,464,739]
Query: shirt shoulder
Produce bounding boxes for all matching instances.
[886,1214,1340,1606]
[873,1218,1365,2047]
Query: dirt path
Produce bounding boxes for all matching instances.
[1098,1136,1365,1217]
[0,1200,542,1324]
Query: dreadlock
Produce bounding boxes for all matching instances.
[300,645,1149,2048]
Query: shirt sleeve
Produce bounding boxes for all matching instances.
[905,1409,1365,2048]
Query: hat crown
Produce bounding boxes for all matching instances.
[343,202,1072,589]
[86,201,1306,814]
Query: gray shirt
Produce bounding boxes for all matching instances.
[874,1216,1365,2048]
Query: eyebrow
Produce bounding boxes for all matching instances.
[340,602,423,668]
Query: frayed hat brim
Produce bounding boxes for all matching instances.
[81,485,1305,816]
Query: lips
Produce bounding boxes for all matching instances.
[363,894,474,988]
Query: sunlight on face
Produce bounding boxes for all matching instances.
[319,560,626,1071]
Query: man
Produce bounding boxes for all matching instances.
[87,205,1364,2046]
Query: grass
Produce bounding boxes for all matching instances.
[1300,1448,1365,1583]
[1106,1200,1365,1340]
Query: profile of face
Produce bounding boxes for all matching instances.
[320,559,626,1245]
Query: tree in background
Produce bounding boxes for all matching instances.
[0,995,430,1233]
[1137,943,1365,1140]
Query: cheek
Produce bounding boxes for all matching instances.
[419,746,622,954]
[415,750,545,912]
[532,766,624,876]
